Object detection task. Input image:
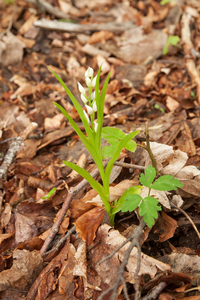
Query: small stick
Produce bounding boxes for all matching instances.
[114,161,145,170]
[43,225,76,256]
[141,282,167,300]
[171,203,200,239]
[145,122,160,176]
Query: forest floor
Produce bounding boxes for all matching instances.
[1,0,200,299]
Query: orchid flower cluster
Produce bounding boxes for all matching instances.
[78,67,98,132]
[49,65,140,226]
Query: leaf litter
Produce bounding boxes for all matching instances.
[1,0,200,299]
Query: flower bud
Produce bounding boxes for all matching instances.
[91,75,97,87]
[94,121,98,132]
[85,67,94,78]
[91,91,96,100]
[78,82,86,95]
[85,77,92,87]
[92,101,97,112]
[83,110,90,124]
[81,94,88,104]
[85,104,94,115]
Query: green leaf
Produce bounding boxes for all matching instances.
[151,175,183,191]
[42,188,56,199]
[139,196,162,228]
[124,140,137,152]
[102,143,120,159]
[102,127,125,141]
[104,131,141,189]
[160,0,171,4]
[140,165,156,188]
[111,186,142,215]
[63,161,105,196]
[121,194,142,212]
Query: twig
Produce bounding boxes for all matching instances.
[141,282,167,300]
[171,203,200,239]
[97,218,146,300]
[0,122,38,181]
[114,161,145,170]
[22,0,74,20]
[40,160,108,257]
[145,122,160,176]
[43,225,76,256]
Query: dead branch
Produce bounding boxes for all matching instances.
[0,122,38,183]
[43,225,76,256]
[141,282,167,300]
[97,218,146,300]
[22,0,73,20]
[40,160,108,257]
[114,161,145,170]
[34,18,135,33]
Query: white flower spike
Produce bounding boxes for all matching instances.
[83,110,90,124]
[78,82,86,95]
[85,67,94,78]
[85,104,94,115]
[92,101,97,112]
[81,94,88,104]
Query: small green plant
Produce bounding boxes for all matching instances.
[160,0,173,4]
[163,35,180,55]
[50,66,140,226]
[50,66,183,228]
[154,104,165,114]
[42,188,56,200]
[121,165,183,227]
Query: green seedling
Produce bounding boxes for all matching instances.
[163,35,180,55]
[122,165,183,227]
[160,0,173,4]
[154,104,165,114]
[42,188,56,200]
[191,90,196,98]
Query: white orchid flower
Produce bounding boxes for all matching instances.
[86,77,92,87]
[92,101,97,112]
[81,94,88,104]
[91,91,96,100]
[78,82,86,95]
[85,104,94,115]
[83,110,90,123]
[91,75,97,87]
[94,121,98,132]
[85,67,94,78]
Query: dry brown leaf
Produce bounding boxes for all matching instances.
[1,203,12,228]
[0,249,43,291]
[88,30,114,44]
[44,113,65,131]
[89,224,170,289]
[159,212,177,242]
[74,207,104,245]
